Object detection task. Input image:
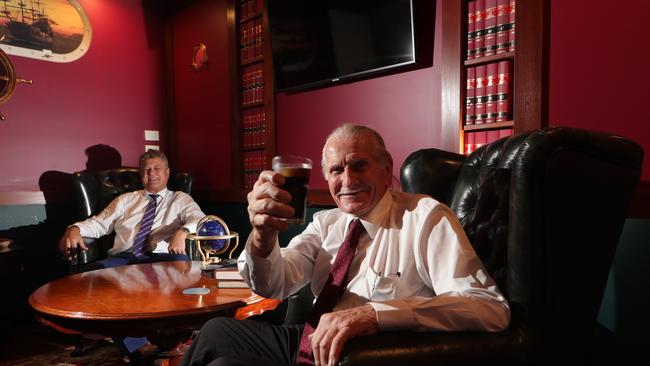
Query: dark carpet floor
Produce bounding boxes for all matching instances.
[0,320,126,366]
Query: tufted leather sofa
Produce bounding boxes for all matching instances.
[69,168,193,273]
[285,126,643,365]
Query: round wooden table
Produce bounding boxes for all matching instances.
[29,260,279,359]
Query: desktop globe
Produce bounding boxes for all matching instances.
[191,215,239,269]
[197,215,228,252]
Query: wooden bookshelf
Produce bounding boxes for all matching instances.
[442,0,548,154]
[228,0,275,200]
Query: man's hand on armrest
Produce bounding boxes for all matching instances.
[59,226,87,260]
[310,304,380,366]
[168,227,189,255]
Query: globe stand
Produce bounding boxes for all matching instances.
[187,232,239,270]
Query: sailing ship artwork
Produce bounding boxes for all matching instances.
[0,0,91,62]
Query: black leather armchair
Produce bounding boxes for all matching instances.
[286,126,643,365]
[69,168,193,273]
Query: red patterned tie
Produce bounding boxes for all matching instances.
[296,218,365,365]
[132,194,158,256]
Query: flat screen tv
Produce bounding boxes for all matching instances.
[268,0,435,93]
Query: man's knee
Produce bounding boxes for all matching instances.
[196,318,241,343]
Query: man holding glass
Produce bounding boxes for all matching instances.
[181,124,510,366]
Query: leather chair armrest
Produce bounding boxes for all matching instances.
[339,327,531,366]
[284,284,314,326]
[76,237,102,265]
[71,235,112,273]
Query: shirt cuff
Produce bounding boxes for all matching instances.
[369,299,418,331]
[70,222,89,238]
[238,235,281,283]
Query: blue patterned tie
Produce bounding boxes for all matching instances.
[132,194,159,256]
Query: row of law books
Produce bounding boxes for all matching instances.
[240,17,263,64]
[465,60,511,126]
[467,0,515,60]
[241,63,264,106]
[239,0,264,20]
[242,107,267,149]
[243,149,268,189]
[464,129,513,155]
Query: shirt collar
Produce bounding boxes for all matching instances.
[344,189,393,240]
[143,188,169,200]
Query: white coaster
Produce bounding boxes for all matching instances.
[182,287,211,295]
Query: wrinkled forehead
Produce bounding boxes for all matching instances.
[324,136,376,163]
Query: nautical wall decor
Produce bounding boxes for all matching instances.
[0,0,91,63]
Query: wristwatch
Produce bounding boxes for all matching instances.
[180,227,190,233]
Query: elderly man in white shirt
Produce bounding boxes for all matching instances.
[181,124,510,366]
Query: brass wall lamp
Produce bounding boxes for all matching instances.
[191,42,208,72]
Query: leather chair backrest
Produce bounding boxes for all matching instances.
[72,168,193,221]
[400,126,643,363]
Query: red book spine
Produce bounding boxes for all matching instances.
[256,64,261,103]
[240,25,246,62]
[508,0,516,52]
[247,0,255,18]
[467,1,476,60]
[483,0,497,56]
[475,131,487,150]
[487,130,499,144]
[239,1,247,19]
[496,60,511,122]
[256,18,263,58]
[247,22,254,62]
[465,132,476,155]
[499,128,513,139]
[465,67,476,126]
[485,62,498,123]
[474,65,486,124]
[474,0,485,58]
[495,0,509,54]
[243,110,250,148]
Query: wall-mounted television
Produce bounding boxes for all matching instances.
[268,0,435,93]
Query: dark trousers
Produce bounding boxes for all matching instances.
[180,318,304,366]
[82,251,189,354]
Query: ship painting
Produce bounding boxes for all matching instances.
[2,0,54,49]
[0,0,91,63]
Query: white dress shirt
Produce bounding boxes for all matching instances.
[239,190,510,332]
[74,188,205,256]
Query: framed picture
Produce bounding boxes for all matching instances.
[0,0,92,63]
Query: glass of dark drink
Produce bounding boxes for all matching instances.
[272,155,312,225]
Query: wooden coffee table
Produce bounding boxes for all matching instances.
[29,260,279,359]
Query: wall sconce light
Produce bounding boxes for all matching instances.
[191,42,208,72]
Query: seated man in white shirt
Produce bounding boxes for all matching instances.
[58,149,205,360]
[181,124,510,366]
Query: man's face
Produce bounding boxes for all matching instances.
[323,136,392,217]
[140,157,170,193]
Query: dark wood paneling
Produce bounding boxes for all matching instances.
[441,0,462,153]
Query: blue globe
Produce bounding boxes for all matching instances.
[197,215,229,252]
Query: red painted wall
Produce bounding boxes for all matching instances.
[171,0,232,193]
[549,0,649,180]
[0,0,166,191]
[276,1,444,190]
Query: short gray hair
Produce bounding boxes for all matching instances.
[321,123,393,177]
[139,150,169,170]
